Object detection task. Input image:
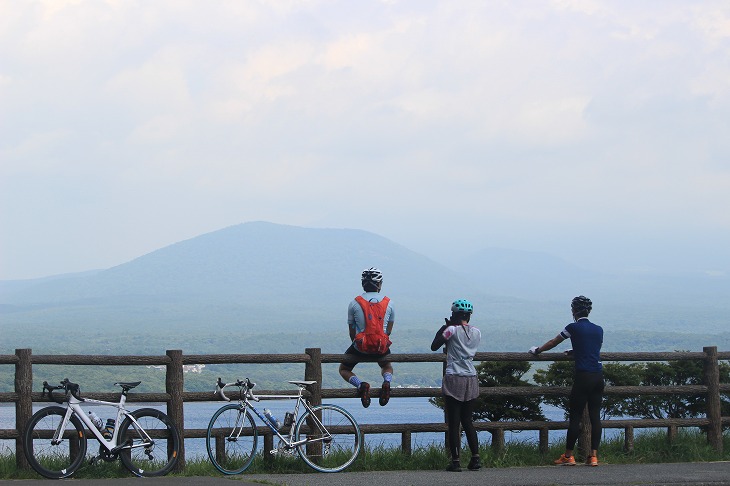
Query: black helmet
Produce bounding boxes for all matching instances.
[571,295,592,316]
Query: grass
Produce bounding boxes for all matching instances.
[4,429,729,479]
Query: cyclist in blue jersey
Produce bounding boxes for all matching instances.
[339,267,395,408]
[529,295,604,467]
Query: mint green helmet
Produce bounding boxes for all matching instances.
[451,299,473,314]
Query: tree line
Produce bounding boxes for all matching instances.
[431,357,730,423]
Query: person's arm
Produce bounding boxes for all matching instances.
[385,305,395,336]
[529,334,566,355]
[430,319,449,351]
[347,301,357,341]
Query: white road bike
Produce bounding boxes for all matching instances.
[206,378,361,474]
[23,378,180,479]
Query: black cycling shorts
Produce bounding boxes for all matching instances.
[341,344,391,368]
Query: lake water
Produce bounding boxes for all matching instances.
[1,398,611,459]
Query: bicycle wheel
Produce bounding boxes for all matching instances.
[23,405,87,479]
[206,403,258,474]
[118,408,180,477]
[294,404,361,472]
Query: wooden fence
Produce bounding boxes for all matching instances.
[1,347,728,472]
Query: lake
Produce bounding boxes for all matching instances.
[1,397,623,459]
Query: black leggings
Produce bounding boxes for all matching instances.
[444,395,479,460]
[566,371,605,451]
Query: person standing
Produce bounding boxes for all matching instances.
[529,295,604,467]
[431,299,482,472]
[339,267,395,408]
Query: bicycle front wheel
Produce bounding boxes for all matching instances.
[118,408,180,477]
[294,404,361,472]
[206,403,257,474]
[23,405,87,479]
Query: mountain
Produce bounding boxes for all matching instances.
[0,222,501,336]
[1,222,728,356]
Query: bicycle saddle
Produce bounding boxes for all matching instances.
[114,381,141,390]
[289,380,317,386]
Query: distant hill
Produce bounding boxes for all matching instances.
[1,222,728,355]
[0,222,501,338]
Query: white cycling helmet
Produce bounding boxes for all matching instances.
[361,267,383,284]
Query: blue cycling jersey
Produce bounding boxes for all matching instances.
[560,317,603,373]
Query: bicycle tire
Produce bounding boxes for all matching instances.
[206,403,258,474]
[294,404,361,472]
[118,408,180,477]
[23,405,87,479]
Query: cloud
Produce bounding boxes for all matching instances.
[1,0,729,279]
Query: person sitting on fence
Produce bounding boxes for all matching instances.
[339,267,395,408]
[529,295,605,467]
[431,299,482,472]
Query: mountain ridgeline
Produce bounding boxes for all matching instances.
[1,221,728,356]
[0,222,487,337]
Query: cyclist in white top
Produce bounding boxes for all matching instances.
[431,299,482,472]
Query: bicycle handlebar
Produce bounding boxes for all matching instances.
[42,378,83,404]
[215,377,257,402]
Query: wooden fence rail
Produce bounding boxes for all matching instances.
[1,347,728,472]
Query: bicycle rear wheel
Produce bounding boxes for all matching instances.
[23,406,87,479]
[118,408,180,477]
[294,404,361,472]
[206,403,258,474]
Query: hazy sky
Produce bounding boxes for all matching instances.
[1,0,729,280]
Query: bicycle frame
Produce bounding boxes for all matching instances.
[55,393,151,452]
[223,382,332,449]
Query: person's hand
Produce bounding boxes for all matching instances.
[564,348,573,356]
[528,346,540,355]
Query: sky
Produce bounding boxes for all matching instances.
[1,0,729,280]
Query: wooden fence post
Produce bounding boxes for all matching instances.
[667,425,678,444]
[401,431,412,455]
[304,348,323,460]
[304,348,322,406]
[15,349,32,470]
[703,346,722,453]
[491,429,505,455]
[577,405,591,459]
[624,426,634,453]
[538,427,549,455]
[166,349,185,471]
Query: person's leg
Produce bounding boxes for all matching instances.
[587,373,605,453]
[459,399,479,456]
[558,378,588,465]
[339,363,356,383]
[378,359,393,406]
[566,377,590,452]
[340,346,370,407]
[444,395,463,470]
[459,399,481,469]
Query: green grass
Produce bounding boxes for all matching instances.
[4,429,729,479]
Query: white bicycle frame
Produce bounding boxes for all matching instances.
[54,393,152,452]
[220,380,331,449]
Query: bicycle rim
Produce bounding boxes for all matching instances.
[206,404,257,474]
[294,404,361,472]
[118,408,180,477]
[23,406,87,479]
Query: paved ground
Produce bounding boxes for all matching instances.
[2,462,730,485]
